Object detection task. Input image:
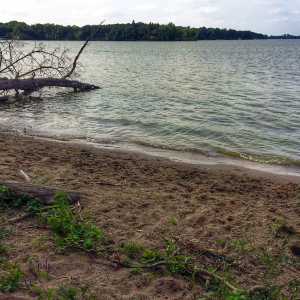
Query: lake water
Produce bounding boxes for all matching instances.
[1,40,300,175]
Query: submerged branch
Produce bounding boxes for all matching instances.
[0,78,100,91]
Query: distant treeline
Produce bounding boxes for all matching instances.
[0,21,270,41]
[269,34,300,39]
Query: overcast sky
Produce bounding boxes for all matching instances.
[1,0,300,36]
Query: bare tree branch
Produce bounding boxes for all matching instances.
[63,20,105,79]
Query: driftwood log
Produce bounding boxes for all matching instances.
[0,78,100,91]
[3,181,87,205]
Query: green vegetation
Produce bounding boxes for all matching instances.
[0,185,44,214]
[0,243,10,254]
[43,190,104,253]
[0,20,268,41]
[0,226,10,254]
[170,215,177,225]
[269,218,295,237]
[0,260,23,292]
[0,185,23,211]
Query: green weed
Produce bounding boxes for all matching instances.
[0,185,45,217]
[26,196,45,217]
[0,227,9,239]
[139,247,161,265]
[130,266,142,274]
[225,290,249,300]
[122,257,132,266]
[121,241,143,258]
[42,190,104,253]
[0,185,23,211]
[288,280,300,300]
[55,284,97,300]
[199,291,215,299]
[228,239,247,250]
[170,215,177,225]
[253,239,289,299]
[56,285,78,300]
[164,239,191,274]
[0,243,11,254]
[269,219,294,237]
[0,260,23,292]
[284,256,300,265]
[34,235,47,248]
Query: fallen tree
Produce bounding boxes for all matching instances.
[0,22,104,94]
[0,78,99,91]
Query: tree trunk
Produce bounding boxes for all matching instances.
[0,78,100,91]
[3,181,87,205]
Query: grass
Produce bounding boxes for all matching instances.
[269,218,295,237]
[170,215,177,225]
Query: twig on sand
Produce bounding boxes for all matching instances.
[71,201,83,220]
[196,268,237,291]
[0,212,32,226]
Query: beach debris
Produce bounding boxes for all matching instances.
[29,91,41,100]
[2,181,86,205]
[1,211,33,226]
[19,170,31,182]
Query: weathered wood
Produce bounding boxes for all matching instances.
[0,78,100,91]
[3,181,87,205]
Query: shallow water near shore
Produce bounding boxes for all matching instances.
[0,39,300,175]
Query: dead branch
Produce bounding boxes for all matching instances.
[196,268,237,291]
[1,212,32,226]
[63,21,105,79]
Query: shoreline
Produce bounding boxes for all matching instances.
[1,131,300,184]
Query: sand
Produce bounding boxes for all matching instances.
[0,132,300,299]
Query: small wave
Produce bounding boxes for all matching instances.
[135,141,209,156]
[216,148,300,166]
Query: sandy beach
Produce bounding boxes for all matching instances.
[0,132,300,299]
